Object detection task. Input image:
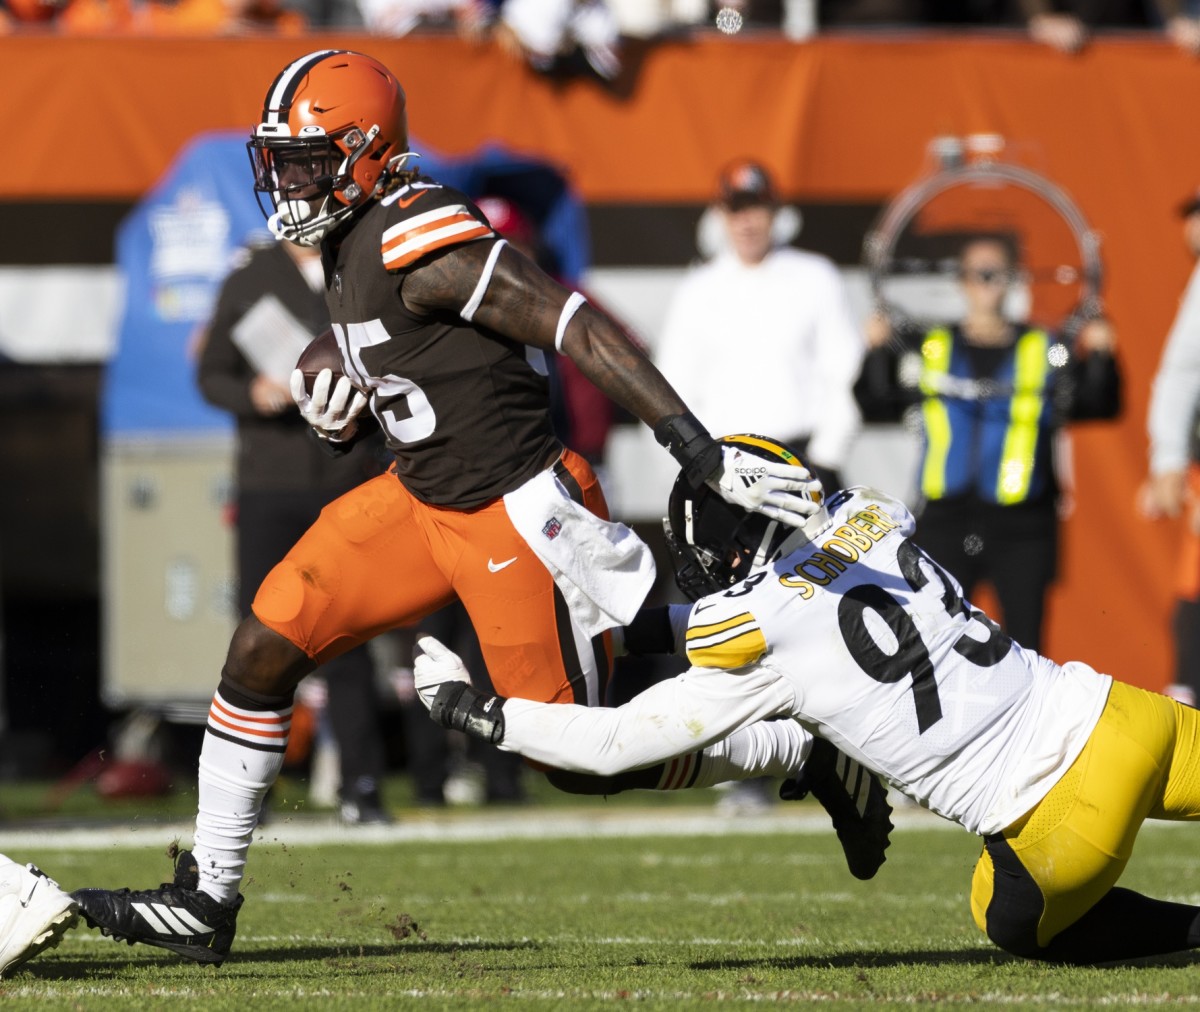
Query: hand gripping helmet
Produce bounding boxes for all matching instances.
[664,434,827,601]
[248,50,414,246]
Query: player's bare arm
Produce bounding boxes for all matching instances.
[401,239,688,429]
[403,239,821,524]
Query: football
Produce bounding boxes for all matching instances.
[296,328,346,395]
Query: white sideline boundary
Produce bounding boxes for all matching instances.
[0,806,953,852]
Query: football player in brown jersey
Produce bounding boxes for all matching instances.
[66,49,830,965]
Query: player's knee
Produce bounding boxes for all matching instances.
[983,909,1044,959]
[222,615,314,697]
[974,836,1047,960]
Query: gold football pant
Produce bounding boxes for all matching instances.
[970,679,1200,962]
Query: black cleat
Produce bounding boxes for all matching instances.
[71,850,241,965]
[781,738,894,881]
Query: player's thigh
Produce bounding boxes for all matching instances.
[971,680,1175,947]
[451,453,612,706]
[253,473,454,662]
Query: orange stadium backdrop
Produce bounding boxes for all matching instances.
[2,33,1197,688]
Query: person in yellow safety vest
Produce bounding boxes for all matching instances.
[854,235,1121,652]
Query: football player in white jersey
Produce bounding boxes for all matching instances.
[414,433,1200,964]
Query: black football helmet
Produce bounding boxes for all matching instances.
[664,434,823,601]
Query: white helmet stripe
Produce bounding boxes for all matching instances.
[263,49,345,128]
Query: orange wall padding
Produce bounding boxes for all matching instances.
[4,33,1197,688]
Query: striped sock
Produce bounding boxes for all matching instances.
[192,679,292,905]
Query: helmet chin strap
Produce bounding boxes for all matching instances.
[752,520,779,569]
[773,506,833,561]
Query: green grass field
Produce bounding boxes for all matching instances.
[2,798,1200,1010]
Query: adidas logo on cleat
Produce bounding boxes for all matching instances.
[72,850,242,966]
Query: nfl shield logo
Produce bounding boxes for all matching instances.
[542,517,562,540]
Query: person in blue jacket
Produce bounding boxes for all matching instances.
[854,234,1121,651]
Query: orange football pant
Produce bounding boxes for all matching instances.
[252,448,612,706]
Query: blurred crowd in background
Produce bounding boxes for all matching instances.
[4,0,1200,61]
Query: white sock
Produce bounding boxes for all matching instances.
[191,685,291,905]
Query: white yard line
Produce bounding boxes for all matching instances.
[0,806,953,851]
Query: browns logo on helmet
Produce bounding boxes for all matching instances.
[248,49,415,246]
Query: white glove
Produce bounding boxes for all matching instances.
[412,635,472,711]
[289,368,367,442]
[710,444,824,528]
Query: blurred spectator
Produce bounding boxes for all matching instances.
[1016,0,1198,54]
[603,0,708,36]
[355,0,477,35]
[655,160,863,813]
[656,160,863,493]
[1160,1,1200,55]
[1,0,306,31]
[855,235,1122,652]
[494,0,622,78]
[196,239,392,824]
[356,0,621,81]
[1138,188,1200,706]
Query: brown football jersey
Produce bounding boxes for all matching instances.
[322,179,561,509]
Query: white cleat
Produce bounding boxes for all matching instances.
[0,855,78,977]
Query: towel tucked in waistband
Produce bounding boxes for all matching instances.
[503,467,656,639]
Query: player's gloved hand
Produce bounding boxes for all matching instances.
[289,368,367,442]
[710,443,824,528]
[413,635,472,711]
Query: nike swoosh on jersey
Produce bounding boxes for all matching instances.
[380,204,494,270]
[395,190,428,209]
[487,557,518,573]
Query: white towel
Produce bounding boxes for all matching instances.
[504,468,656,639]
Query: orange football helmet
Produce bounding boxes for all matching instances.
[249,50,414,245]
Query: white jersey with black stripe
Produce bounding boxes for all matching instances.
[682,486,1111,835]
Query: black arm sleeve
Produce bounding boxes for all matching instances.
[653,412,722,489]
[622,605,676,656]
